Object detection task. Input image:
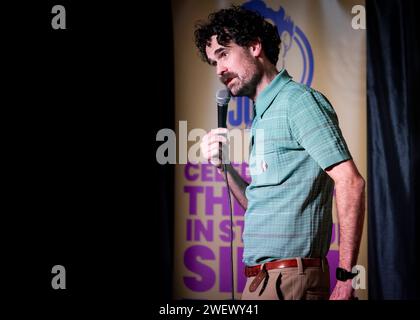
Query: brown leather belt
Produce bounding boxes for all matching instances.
[245,258,323,277]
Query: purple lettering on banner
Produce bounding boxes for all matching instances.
[327,223,339,292]
[235,220,245,242]
[219,246,245,293]
[184,186,204,215]
[237,247,245,293]
[219,220,245,243]
[194,219,213,241]
[219,220,233,242]
[215,167,224,182]
[185,162,199,181]
[187,219,192,241]
[219,246,233,292]
[184,245,215,292]
[201,164,213,182]
[327,250,339,293]
[228,96,245,127]
[205,186,230,216]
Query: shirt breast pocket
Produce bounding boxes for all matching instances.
[250,150,281,187]
[250,116,285,187]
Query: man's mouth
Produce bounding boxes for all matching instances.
[224,77,234,86]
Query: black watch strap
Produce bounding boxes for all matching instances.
[336,267,358,281]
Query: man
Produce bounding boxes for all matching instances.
[195,6,365,300]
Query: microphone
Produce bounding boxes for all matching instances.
[215,88,234,300]
[216,88,231,128]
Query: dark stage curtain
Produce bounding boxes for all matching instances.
[367,0,420,299]
[150,1,175,302]
[3,0,175,304]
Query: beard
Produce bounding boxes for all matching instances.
[222,62,262,98]
[231,70,262,97]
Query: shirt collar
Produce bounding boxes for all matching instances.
[254,69,292,118]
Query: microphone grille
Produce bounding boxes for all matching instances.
[216,88,231,105]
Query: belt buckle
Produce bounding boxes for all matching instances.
[249,263,268,293]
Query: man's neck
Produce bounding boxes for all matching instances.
[251,65,279,101]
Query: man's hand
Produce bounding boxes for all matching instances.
[200,128,249,210]
[200,128,228,168]
[329,280,356,300]
[325,160,365,300]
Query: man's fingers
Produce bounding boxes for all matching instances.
[210,128,229,135]
[208,134,227,144]
[210,157,221,167]
[201,141,219,158]
[208,146,220,158]
[201,139,222,154]
[201,133,227,145]
[200,129,229,168]
[201,145,220,159]
[201,134,227,154]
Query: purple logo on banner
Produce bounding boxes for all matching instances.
[228,1,315,127]
[243,0,314,85]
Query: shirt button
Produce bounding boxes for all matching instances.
[261,160,268,172]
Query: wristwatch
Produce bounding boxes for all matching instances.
[336,267,358,281]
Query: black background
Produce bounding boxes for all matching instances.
[2,0,172,313]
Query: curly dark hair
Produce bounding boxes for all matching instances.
[194,5,281,66]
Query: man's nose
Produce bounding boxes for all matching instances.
[216,63,227,76]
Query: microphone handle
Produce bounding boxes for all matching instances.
[218,104,228,128]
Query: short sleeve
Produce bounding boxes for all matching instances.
[288,90,352,170]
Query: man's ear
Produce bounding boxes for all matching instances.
[249,39,262,57]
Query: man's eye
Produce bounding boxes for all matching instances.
[217,51,227,59]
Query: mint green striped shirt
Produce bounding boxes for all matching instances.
[243,69,351,266]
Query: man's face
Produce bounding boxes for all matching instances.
[205,35,262,97]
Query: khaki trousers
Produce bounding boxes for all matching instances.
[241,258,330,300]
